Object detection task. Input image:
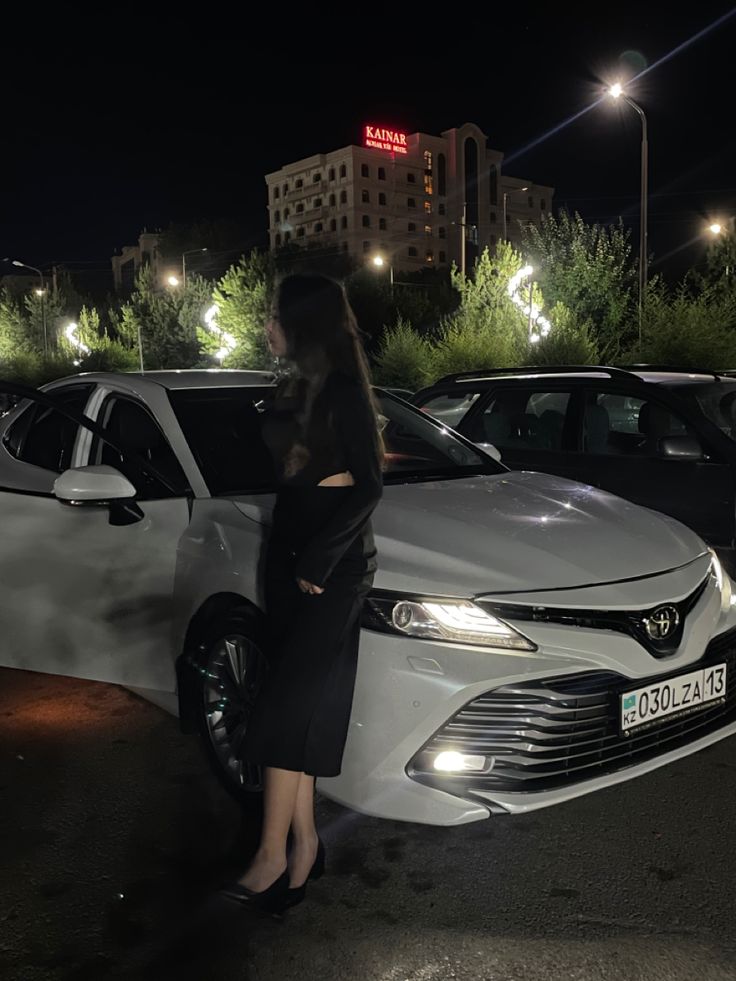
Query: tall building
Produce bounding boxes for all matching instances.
[265,122,553,273]
[111,230,161,293]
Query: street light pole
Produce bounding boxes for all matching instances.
[502,186,528,243]
[609,85,648,351]
[182,248,208,287]
[12,260,47,356]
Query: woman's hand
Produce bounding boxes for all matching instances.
[297,577,325,595]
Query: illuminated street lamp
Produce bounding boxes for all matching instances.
[502,186,529,243]
[709,223,724,236]
[372,253,394,288]
[608,82,648,349]
[166,275,180,288]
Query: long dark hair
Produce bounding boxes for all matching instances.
[274,273,383,464]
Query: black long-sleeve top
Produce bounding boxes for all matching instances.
[260,371,383,586]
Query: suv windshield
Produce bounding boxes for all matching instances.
[169,386,503,496]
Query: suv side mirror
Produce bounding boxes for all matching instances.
[475,442,502,462]
[54,465,137,503]
[660,436,704,461]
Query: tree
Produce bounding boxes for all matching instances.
[210,251,275,369]
[522,211,638,359]
[0,289,33,361]
[528,303,600,366]
[119,267,203,370]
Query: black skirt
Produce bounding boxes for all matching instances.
[244,488,376,778]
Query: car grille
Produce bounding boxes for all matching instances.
[408,628,736,796]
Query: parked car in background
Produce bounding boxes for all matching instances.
[413,366,736,573]
[1,370,735,826]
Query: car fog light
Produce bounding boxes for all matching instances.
[433,751,488,772]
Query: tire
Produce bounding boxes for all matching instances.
[194,607,268,803]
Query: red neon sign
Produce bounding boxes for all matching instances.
[364,125,408,155]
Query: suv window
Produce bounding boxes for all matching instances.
[92,396,188,499]
[419,391,481,428]
[585,392,694,456]
[476,389,572,451]
[3,385,92,474]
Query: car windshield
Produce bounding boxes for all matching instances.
[678,382,736,440]
[168,386,503,496]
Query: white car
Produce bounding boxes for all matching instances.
[1,370,735,826]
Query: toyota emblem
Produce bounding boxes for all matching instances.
[644,606,680,641]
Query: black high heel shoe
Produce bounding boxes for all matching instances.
[285,837,326,908]
[220,869,290,915]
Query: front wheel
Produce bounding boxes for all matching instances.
[195,609,268,802]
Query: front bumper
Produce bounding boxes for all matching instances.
[318,564,736,826]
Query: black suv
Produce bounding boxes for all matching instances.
[412,366,736,571]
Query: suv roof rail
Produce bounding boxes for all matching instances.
[433,365,640,385]
[621,363,724,381]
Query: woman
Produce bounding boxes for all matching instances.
[222,274,383,914]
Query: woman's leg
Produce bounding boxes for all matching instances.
[238,766,301,891]
[289,772,319,888]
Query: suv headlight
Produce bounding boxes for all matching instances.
[363,594,537,651]
[710,549,733,613]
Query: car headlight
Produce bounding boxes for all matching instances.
[363,594,537,651]
[709,549,733,613]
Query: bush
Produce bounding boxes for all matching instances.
[528,304,600,366]
[372,317,434,391]
[633,285,736,369]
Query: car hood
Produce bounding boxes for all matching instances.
[233,472,708,596]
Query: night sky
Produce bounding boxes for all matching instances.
[3,5,735,284]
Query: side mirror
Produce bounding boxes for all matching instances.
[54,465,137,503]
[475,442,502,462]
[659,436,704,461]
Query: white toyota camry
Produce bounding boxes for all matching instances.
[1,370,735,826]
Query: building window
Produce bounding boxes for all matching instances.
[408,197,416,209]
[424,201,432,214]
[282,183,289,195]
[489,165,498,206]
[424,224,432,237]
[407,172,416,184]
[284,208,290,219]
[439,250,446,263]
[363,241,371,252]
[362,189,370,203]
[340,164,347,178]
[329,167,335,181]
[341,215,348,229]
[313,173,322,183]
[296,203,304,214]
[330,218,337,231]
[297,227,305,238]
[314,222,323,232]
[329,193,336,206]
[275,233,282,247]
[541,198,546,211]
[274,210,281,223]
[314,197,322,207]
[361,163,369,178]
[439,226,446,239]
[426,251,434,263]
[379,218,387,230]
[296,178,303,189]
[340,189,347,203]
[408,222,416,232]
[362,215,371,228]
[438,203,446,216]
[378,167,386,180]
[424,150,432,172]
[273,186,280,200]
[424,174,433,195]
[490,211,496,223]
[408,246,418,257]
[529,195,534,208]
[284,231,291,243]
[378,192,387,206]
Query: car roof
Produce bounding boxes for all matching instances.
[424,366,736,389]
[44,369,277,397]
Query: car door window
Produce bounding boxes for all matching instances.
[91,396,188,499]
[2,385,92,475]
[586,392,695,456]
[417,391,481,428]
[474,389,572,451]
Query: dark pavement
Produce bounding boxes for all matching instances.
[2,668,736,981]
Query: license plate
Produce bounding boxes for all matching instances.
[620,663,727,733]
